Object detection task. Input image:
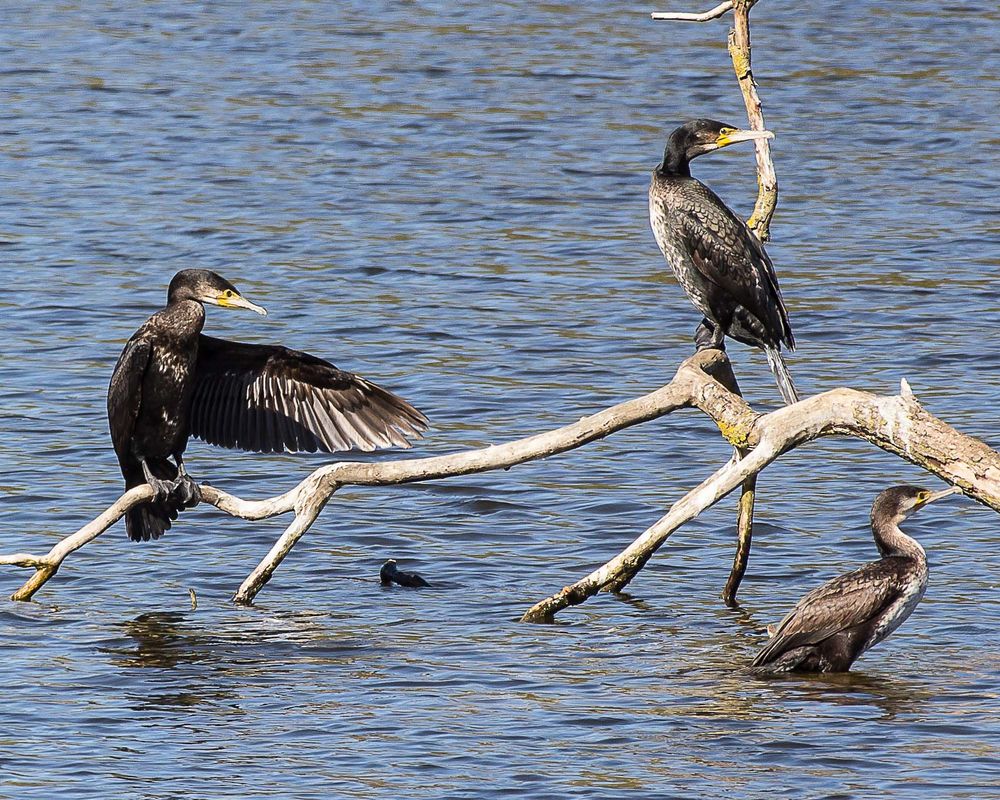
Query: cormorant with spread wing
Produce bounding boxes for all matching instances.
[750,485,958,673]
[108,269,428,542]
[649,118,798,404]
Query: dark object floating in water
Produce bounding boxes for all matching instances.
[649,118,798,404]
[750,485,958,674]
[107,269,428,543]
[380,559,429,588]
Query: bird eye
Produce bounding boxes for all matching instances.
[224,290,235,298]
[719,127,734,136]
[917,491,929,502]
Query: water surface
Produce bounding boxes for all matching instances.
[1,2,998,798]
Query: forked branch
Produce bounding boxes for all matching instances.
[520,379,1000,621]
[3,350,998,612]
[652,0,776,240]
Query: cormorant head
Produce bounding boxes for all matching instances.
[871,484,959,526]
[659,118,774,176]
[167,269,267,315]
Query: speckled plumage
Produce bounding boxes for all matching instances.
[649,174,793,351]
[750,486,941,674]
[649,119,798,404]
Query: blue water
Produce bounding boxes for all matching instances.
[1,2,998,798]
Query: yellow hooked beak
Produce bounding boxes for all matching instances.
[716,127,775,149]
[917,486,960,507]
[214,290,267,316]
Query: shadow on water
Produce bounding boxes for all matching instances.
[745,669,936,722]
[99,609,381,711]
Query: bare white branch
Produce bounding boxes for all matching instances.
[2,359,698,603]
[521,382,1000,621]
[4,349,999,610]
[651,1,733,22]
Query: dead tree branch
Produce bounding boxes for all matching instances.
[651,0,775,240]
[4,350,998,612]
[651,0,776,602]
[651,1,734,22]
[520,371,1000,622]
[1,361,698,603]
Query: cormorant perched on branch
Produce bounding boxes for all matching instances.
[649,118,798,404]
[107,269,428,542]
[750,485,958,674]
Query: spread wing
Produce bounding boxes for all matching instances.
[107,337,152,469]
[751,561,901,668]
[189,335,428,454]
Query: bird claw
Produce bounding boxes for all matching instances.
[172,474,202,508]
[694,320,725,352]
[147,476,175,503]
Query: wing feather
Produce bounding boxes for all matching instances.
[678,196,794,349]
[190,335,428,454]
[752,560,905,667]
[651,175,794,349]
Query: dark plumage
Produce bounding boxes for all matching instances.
[379,559,430,588]
[649,118,798,404]
[108,269,428,542]
[750,485,958,674]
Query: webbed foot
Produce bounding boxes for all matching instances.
[146,475,175,503]
[172,474,202,508]
[695,318,725,352]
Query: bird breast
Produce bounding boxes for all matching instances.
[648,191,715,320]
[865,570,928,653]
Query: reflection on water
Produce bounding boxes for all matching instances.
[1,0,999,797]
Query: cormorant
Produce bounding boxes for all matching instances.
[379,559,430,588]
[750,485,958,674]
[107,269,428,542]
[649,118,798,404]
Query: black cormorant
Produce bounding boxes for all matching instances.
[750,485,958,674]
[379,559,430,588]
[108,269,428,542]
[649,118,798,404]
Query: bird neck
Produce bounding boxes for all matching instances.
[657,148,691,178]
[162,298,206,337]
[872,516,926,561]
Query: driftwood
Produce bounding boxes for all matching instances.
[3,349,999,614]
[4,2,994,614]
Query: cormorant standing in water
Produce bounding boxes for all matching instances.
[108,269,428,542]
[649,119,798,404]
[750,485,958,674]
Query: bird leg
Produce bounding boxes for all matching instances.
[171,455,202,508]
[140,457,177,503]
[694,318,726,352]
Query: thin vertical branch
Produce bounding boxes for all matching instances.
[699,350,757,606]
[727,0,777,241]
[724,472,755,605]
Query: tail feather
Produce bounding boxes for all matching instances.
[764,345,799,406]
[125,504,176,542]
